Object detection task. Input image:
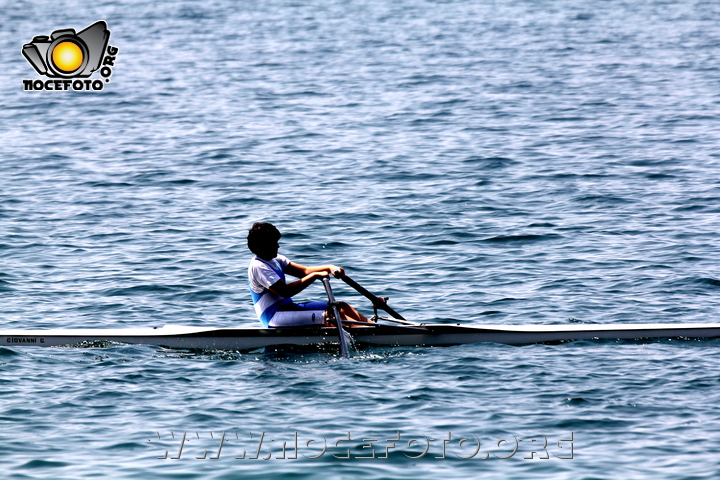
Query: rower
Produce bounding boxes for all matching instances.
[246,222,373,329]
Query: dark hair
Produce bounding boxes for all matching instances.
[247,222,281,256]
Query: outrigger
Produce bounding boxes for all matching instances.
[3,275,720,354]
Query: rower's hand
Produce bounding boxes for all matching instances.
[330,266,345,278]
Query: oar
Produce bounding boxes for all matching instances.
[321,277,350,358]
[335,272,406,321]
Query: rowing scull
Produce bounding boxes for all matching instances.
[3,322,720,350]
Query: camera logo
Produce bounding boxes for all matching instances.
[22,21,119,91]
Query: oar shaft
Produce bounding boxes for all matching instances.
[338,274,406,321]
[321,277,350,357]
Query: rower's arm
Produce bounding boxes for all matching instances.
[267,271,327,299]
[286,262,344,278]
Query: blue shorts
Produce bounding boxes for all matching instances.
[268,301,328,328]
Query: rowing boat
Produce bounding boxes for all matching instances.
[3,322,720,350]
[5,275,719,352]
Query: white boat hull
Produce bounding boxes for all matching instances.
[3,323,720,350]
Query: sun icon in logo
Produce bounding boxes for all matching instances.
[51,41,84,73]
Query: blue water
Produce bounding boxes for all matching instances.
[2,0,720,478]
